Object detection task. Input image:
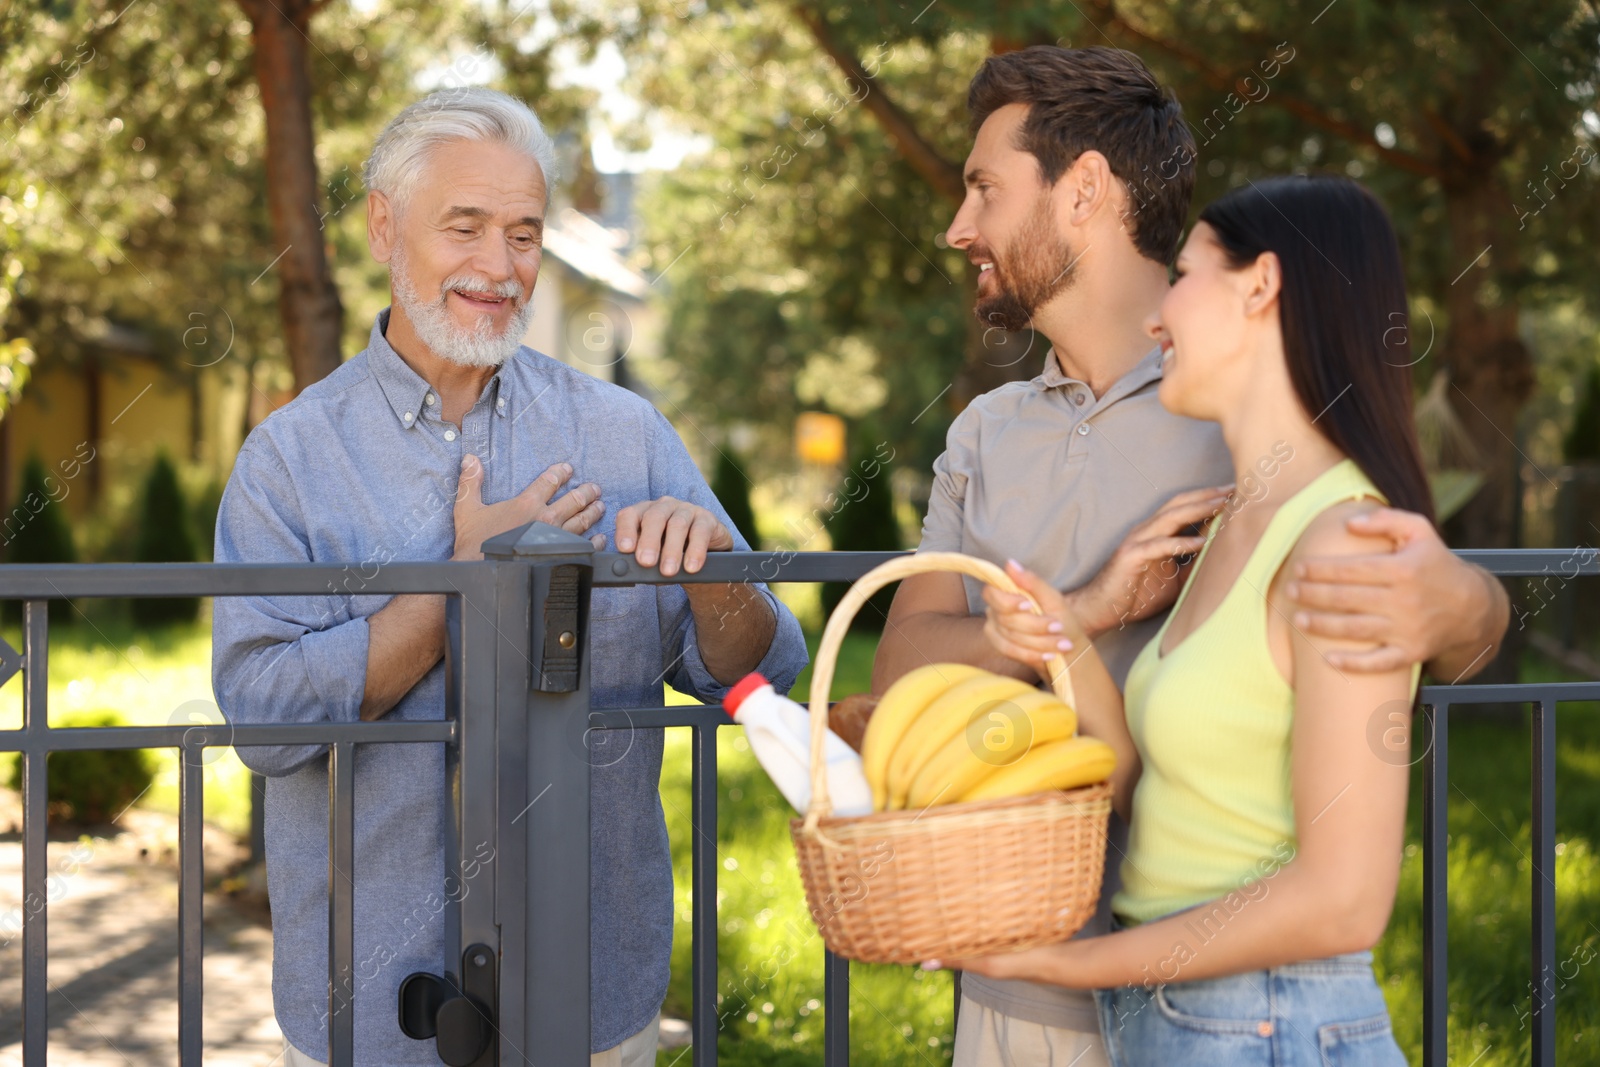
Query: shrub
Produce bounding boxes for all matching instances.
[1,452,78,626]
[5,711,155,825]
[1565,363,1600,464]
[132,452,200,626]
[711,448,760,548]
[190,477,225,563]
[821,434,901,632]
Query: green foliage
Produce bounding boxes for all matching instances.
[5,711,156,825]
[613,0,1600,522]
[131,452,199,627]
[0,0,477,417]
[711,447,761,548]
[1564,364,1600,463]
[820,433,901,632]
[190,477,225,563]
[1,452,78,626]
[621,2,981,481]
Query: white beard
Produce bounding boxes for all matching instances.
[390,244,535,369]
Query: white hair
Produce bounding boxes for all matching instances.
[363,87,560,210]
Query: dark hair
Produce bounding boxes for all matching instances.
[967,45,1196,265]
[1198,175,1435,522]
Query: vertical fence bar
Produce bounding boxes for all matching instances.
[20,602,47,1067]
[1531,694,1557,1067]
[328,740,356,1066]
[692,723,720,1067]
[490,557,534,1063]
[447,571,503,1067]
[178,738,206,1064]
[824,951,849,1067]
[1420,701,1448,1067]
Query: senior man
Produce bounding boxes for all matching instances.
[212,88,807,1067]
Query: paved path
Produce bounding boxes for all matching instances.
[0,800,286,1066]
[0,796,694,1065]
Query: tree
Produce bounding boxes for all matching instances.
[1565,364,1600,464]
[617,0,1600,552]
[711,447,761,547]
[1058,0,1600,552]
[1,0,466,467]
[2,454,79,627]
[233,0,345,395]
[820,431,902,631]
[131,452,202,627]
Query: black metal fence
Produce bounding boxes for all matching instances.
[0,532,1593,1065]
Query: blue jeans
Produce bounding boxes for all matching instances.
[1093,951,1405,1067]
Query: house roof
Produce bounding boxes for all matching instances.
[541,208,650,301]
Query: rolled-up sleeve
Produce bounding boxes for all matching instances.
[212,443,370,776]
[643,410,808,703]
[918,406,978,553]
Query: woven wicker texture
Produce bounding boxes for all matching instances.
[790,552,1112,964]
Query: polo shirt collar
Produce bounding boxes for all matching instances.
[367,308,511,429]
[1039,344,1166,409]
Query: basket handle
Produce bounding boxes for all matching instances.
[803,552,1076,828]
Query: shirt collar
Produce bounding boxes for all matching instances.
[367,308,511,428]
[1039,344,1166,408]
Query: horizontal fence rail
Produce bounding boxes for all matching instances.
[0,543,1592,1065]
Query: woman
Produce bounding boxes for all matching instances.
[932,175,1428,1065]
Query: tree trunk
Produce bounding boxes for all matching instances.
[85,355,102,505]
[1439,169,1533,691]
[242,0,344,395]
[1440,172,1534,552]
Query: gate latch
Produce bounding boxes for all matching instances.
[398,944,496,1066]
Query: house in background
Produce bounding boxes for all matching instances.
[0,181,660,534]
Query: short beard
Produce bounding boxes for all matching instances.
[974,194,1080,334]
[390,242,534,369]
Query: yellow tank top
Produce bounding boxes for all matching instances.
[1112,458,1420,925]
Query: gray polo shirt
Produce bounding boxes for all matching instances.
[918,345,1231,1032]
[212,311,808,1062]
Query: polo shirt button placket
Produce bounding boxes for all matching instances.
[1076,422,1091,437]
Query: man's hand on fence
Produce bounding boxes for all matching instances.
[613,496,734,576]
[451,455,607,560]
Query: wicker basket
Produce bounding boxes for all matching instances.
[790,552,1113,965]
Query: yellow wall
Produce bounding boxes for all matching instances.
[4,355,249,521]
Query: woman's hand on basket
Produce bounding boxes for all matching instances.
[982,560,1090,679]
[923,944,1073,985]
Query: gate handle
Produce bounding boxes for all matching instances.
[398,944,496,1066]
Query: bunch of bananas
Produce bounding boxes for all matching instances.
[859,664,1115,811]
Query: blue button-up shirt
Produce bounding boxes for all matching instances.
[212,311,807,1062]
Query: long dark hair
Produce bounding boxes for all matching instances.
[1198,175,1435,522]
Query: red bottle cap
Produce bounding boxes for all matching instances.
[723,672,770,718]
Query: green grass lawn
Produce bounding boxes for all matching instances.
[4,617,1599,1065]
[0,615,255,837]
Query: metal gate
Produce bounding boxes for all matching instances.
[0,531,1593,1065]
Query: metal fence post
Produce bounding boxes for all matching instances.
[485,522,595,1065]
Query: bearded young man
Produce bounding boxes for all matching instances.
[867,47,1510,1067]
[212,88,808,1067]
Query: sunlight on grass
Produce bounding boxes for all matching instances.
[0,617,254,836]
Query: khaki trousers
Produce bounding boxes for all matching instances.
[283,1012,661,1067]
[952,995,1109,1067]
